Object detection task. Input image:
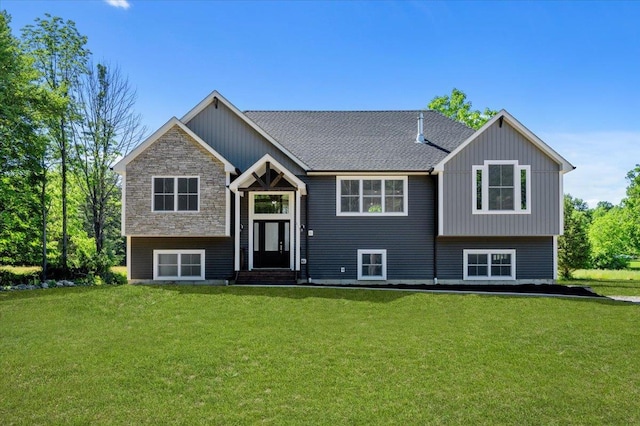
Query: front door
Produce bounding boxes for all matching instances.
[253,220,290,268]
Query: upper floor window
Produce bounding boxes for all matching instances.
[472,161,530,214]
[336,176,408,216]
[153,176,199,212]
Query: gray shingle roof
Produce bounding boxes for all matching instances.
[243,110,475,172]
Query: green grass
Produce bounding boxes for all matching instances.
[1,285,639,424]
[0,265,41,275]
[561,262,640,296]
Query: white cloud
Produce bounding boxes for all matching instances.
[540,131,640,207]
[105,0,131,9]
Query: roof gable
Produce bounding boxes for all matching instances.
[433,110,574,173]
[181,91,310,171]
[112,117,235,174]
[229,154,307,195]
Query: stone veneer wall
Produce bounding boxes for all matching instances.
[125,126,227,236]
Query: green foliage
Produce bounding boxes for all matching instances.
[22,13,91,272]
[589,206,635,269]
[558,195,591,278]
[0,11,51,266]
[588,165,640,269]
[0,268,39,286]
[428,88,498,129]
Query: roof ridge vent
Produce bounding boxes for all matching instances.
[415,111,425,143]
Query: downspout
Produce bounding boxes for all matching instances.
[305,190,310,282]
[428,167,438,284]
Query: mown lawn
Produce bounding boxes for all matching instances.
[1,285,639,424]
[562,261,640,296]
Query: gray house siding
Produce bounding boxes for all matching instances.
[436,236,554,280]
[184,101,305,174]
[305,175,435,281]
[130,237,234,280]
[442,120,561,236]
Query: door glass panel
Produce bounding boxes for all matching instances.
[284,222,290,250]
[264,222,279,251]
[254,223,259,250]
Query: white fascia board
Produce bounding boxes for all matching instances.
[181,90,310,171]
[432,110,575,174]
[229,153,307,195]
[112,117,236,174]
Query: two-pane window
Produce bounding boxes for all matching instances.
[337,177,407,215]
[463,249,516,280]
[153,177,199,211]
[473,161,530,214]
[153,250,205,280]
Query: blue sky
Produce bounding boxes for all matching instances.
[3,0,639,206]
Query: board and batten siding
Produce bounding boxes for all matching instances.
[305,175,436,281]
[442,120,561,236]
[130,237,234,280]
[436,236,554,280]
[185,101,304,174]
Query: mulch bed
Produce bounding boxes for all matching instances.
[268,283,605,298]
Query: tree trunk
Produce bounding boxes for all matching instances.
[60,119,68,273]
[41,171,47,282]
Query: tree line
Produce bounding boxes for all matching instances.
[0,11,144,281]
[559,166,640,278]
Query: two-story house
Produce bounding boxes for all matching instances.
[113,91,574,285]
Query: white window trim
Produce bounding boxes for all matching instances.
[472,160,530,215]
[249,191,294,220]
[357,249,387,280]
[153,249,205,281]
[463,249,516,280]
[152,176,201,212]
[248,191,295,271]
[336,176,408,216]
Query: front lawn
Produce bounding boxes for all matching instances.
[1,285,639,424]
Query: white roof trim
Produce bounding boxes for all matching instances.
[181,90,310,171]
[229,154,307,195]
[433,109,575,173]
[112,117,235,174]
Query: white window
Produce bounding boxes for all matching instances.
[153,250,205,280]
[357,249,387,280]
[153,176,199,212]
[463,249,516,280]
[472,161,530,214]
[337,177,408,216]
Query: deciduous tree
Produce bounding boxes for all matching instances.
[0,11,54,275]
[72,62,144,274]
[21,14,90,273]
[428,88,498,130]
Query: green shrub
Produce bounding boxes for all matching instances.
[0,268,39,286]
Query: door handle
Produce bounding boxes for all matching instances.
[279,241,283,254]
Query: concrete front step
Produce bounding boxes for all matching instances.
[235,270,297,285]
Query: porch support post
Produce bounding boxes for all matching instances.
[295,191,301,271]
[234,191,241,271]
[225,173,231,236]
